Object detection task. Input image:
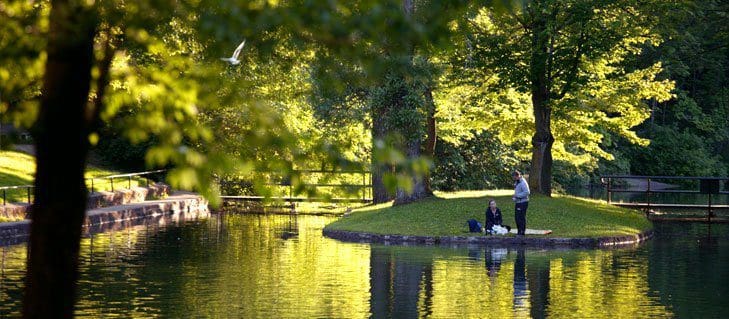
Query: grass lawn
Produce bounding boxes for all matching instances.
[324,190,652,238]
[1,149,148,205]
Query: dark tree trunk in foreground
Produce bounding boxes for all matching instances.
[528,8,554,197]
[422,86,436,196]
[24,0,97,317]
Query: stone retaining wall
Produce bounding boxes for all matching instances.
[0,192,208,246]
[84,194,207,227]
[0,203,30,221]
[87,183,171,209]
[0,221,30,246]
[322,228,654,248]
[0,184,171,220]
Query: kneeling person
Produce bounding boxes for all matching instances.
[485,199,510,234]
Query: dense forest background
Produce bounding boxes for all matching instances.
[86,1,729,193]
[2,0,727,195]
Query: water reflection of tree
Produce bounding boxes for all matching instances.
[526,251,550,319]
[0,245,26,317]
[647,223,729,319]
[370,246,549,318]
[369,246,434,318]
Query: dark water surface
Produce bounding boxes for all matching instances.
[1,214,729,318]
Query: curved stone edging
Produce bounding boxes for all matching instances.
[322,228,654,249]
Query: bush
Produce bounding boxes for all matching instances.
[432,131,518,191]
[218,175,255,196]
[629,126,727,177]
[93,129,152,171]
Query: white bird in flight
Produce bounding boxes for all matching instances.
[220,39,246,65]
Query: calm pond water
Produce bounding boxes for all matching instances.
[1,213,729,318]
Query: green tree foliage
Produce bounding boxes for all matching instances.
[627,0,729,176]
[432,131,518,191]
[630,126,727,177]
[450,0,675,195]
[310,1,473,204]
[0,1,46,127]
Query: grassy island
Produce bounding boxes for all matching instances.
[324,190,652,238]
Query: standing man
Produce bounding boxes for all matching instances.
[512,170,530,236]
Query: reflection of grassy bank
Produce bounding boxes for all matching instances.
[325,191,652,238]
[221,200,371,215]
[295,202,370,214]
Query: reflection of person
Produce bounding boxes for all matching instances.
[513,248,528,309]
[485,247,507,277]
[484,199,510,234]
[512,170,530,236]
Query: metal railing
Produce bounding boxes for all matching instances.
[221,169,373,203]
[1,169,166,205]
[601,175,729,221]
[86,169,166,193]
[0,185,34,206]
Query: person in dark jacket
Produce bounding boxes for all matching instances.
[485,199,510,234]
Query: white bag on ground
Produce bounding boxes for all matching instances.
[491,225,508,235]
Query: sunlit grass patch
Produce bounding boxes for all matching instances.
[1,150,149,204]
[325,190,652,238]
[0,150,36,185]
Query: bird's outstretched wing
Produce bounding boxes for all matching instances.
[232,39,246,59]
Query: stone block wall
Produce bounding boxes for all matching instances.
[0,203,31,220]
[0,183,172,220]
[86,183,171,209]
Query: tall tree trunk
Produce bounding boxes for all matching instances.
[394,0,429,205]
[423,86,436,195]
[394,138,427,205]
[528,7,554,197]
[24,1,97,318]
[530,97,554,197]
[371,112,394,204]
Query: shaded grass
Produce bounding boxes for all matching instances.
[325,190,652,238]
[1,150,148,204]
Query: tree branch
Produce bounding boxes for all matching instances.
[552,24,585,100]
[86,28,116,133]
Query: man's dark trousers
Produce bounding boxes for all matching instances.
[515,202,528,235]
